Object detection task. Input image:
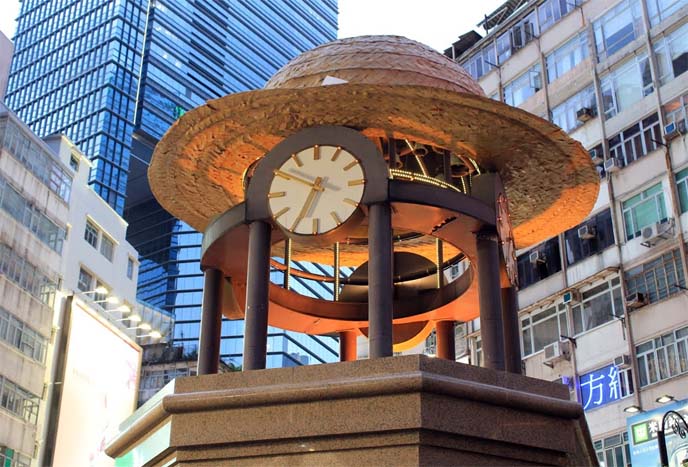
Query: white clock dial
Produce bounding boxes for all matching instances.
[268,145,365,235]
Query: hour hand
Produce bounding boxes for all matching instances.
[274,170,324,191]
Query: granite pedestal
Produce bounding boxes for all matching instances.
[106,355,596,466]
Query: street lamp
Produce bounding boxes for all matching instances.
[657,410,688,467]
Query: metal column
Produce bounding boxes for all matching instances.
[501,286,522,374]
[198,268,224,375]
[243,220,271,370]
[435,321,456,361]
[476,230,505,371]
[339,330,358,362]
[368,202,394,358]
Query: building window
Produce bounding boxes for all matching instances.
[69,153,79,171]
[676,167,688,212]
[0,447,31,467]
[538,0,584,33]
[663,92,688,128]
[473,336,482,366]
[654,21,688,86]
[608,113,661,166]
[545,32,589,83]
[0,243,57,307]
[564,208,615,265]
[77,267,94,292]
[646,0,688,26]
[100,235,114,262]
[0,375,40,424]
[504,62,542,107]
[625,249,686,304]
[84,220,99,248]
[551,85,597,133]
[635,325,688,387]
[127,256,135,279]
[621,183,667,240]
[463,43,497,80]
[0,307,48,363]
[521,303,569,356]
[594,432,632,467]
[593,0,644,62]
[600,54,653,119]
[571,277,623,335]
[517,237,562,289]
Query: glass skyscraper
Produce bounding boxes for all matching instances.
[6,0,340,367]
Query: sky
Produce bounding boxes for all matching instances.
[1,0,503,52]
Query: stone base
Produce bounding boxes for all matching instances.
[106,355,596,466]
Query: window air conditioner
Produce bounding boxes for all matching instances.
[626,292,648,310]
[589,148,603,165]
[664,120,687,142]
[577,225,597,240]
[613,354,631,369]
[604,157,621,173]
[529,250,545,264]
[576,107,594,123]
[562,289,581,304]
[640,218,674,247]
[543,340,571,365]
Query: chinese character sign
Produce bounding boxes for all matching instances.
[579,364,624,411]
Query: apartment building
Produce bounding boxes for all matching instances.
[447,0,688,464]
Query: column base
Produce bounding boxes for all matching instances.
[106,355,596,466]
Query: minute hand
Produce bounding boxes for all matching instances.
[274,170,324,191]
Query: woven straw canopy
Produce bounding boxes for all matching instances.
[150,35,598,250]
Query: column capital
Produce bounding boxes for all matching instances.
[476,228,499,242]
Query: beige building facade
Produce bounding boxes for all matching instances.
[448,0,688,464]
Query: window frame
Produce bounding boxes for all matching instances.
[621,183,667,240]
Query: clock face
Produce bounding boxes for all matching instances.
[268,145,365,235]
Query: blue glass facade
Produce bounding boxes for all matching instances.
[6,0,339,368]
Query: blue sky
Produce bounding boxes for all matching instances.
[1,1,502,52]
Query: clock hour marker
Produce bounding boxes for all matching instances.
[330,146,342,161]
[343,160,359,171]
[268,191,286,198]
[343,198,358,207]
[312,218,319,234]
[275,170,291,180]
[273,207,290,219]
[347,178,365,186]
[330,211,342,225]
[291,153,303,167]
[313,145,320,160]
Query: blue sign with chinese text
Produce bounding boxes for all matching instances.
[578,364,624,411]
[627,400,688,467]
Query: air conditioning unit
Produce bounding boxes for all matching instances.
[562,289,581,304]
[577,225,597,240]
[576,107,594,123]
[604,158,622,173]
[613,354,631,369]
[589,148,603,165]
[664,120,687,142]
[529,250,545,264]
[640,218,674,247]
[626,292,648,310]
[543,340,571,365]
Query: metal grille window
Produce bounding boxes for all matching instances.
[546,32,589,83]
[608,113,661,166]
[551,86,597,133]
[625,249,686,304]
[84,220,99,248]
[621,183,667,240]
[462,43,497,80]
[0,243,57,306]
[0,308,48,363]
[0,447,31,467]
[564,209,615,265]
[654,21,688,86]
[646,0,688,26]
[521,303,569,356]
[600,54,654,119]
[593,0,644,62]
[538,0,584,33]
[517,237,562,289]
[635,325,688,387]
[677,167,688,213]
[571,278,624,335]
[0,375,40,424]
[504,62,542,107]
[594,432,631,467]
[0,174,66,253]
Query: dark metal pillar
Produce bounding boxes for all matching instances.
[198,268,223,375]
[339,330,358,362]
[368,202,394,358]
[501,286,522,374]
[435,321,455,361]
[243,220,271,370]
[476,230,505,371]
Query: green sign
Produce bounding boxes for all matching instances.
[173,105,185,119]
[632,422,650,444]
